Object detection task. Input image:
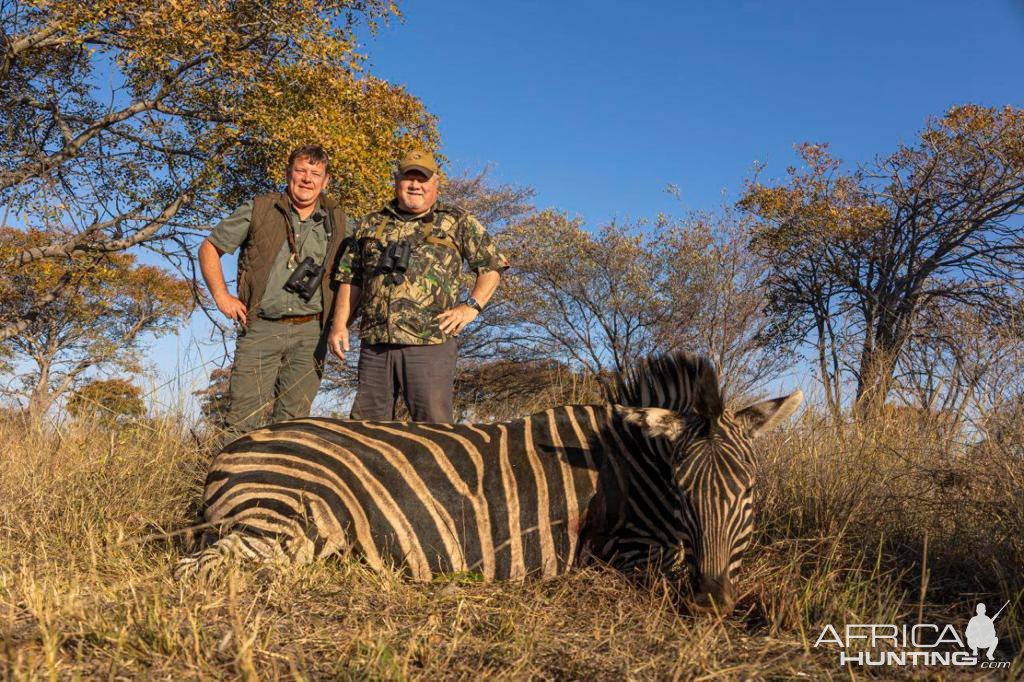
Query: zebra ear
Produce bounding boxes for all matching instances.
[734,390,804,437]
[694,358,723,419]
[616,406,686,441]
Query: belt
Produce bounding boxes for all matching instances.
[267,313,320,325]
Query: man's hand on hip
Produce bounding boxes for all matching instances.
[328,326,351,360]
[437,304,478,336]
[215,294,248,325]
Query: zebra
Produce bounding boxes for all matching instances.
[175,351,802,613]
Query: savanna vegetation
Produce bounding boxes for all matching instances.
[2,394,1022,678]
[2,0,1023,678]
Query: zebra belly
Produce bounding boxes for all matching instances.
[203,409,605,581]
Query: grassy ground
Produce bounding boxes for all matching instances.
[0,409,1021,679]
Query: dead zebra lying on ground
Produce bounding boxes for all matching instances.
[176,351,802,613]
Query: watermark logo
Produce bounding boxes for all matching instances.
[966,602,999,661]
[814,601,1010,669]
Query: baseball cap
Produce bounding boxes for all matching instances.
[397,149,438,178]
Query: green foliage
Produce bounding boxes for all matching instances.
[3,0,436,217]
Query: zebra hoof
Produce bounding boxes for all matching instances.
[173,550,227,583]
[254,565,280,582]
[172,558,199,582]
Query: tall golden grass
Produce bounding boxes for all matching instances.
[0,406,1021,678]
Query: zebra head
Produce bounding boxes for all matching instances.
[613,353,803,614]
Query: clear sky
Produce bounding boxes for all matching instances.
[362,1,1024,221]
[147,0,1024,412]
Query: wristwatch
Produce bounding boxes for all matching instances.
[465,297,483,312]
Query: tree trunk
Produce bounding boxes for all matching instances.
[854,302,917,417]
[814,313,841,421]
[855,345,896,416]
[27,368,54,422]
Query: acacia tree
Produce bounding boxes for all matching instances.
[1,0,436,340]
[0,227,191,418]
[895,300,1024,425]
[741,105,1024,413]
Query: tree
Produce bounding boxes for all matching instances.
[500,212,674,376]
[741,105,1024,413]
[442,167,536,231]
[67,377,145,424]
[498,209,785,400]
[893,299,1024,426]
[0,226,191,418]
[193,366,235,432]
[1,0,437,340]
[654,209,792,401]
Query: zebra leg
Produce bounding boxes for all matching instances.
[173,514,329,581]
[173,501,350,581]
[173,530,291,581]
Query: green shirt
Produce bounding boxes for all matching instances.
[209,199,329,318]
[335,200,509,346]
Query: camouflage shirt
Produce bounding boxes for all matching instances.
[335,200,509,346]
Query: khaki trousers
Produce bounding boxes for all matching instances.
[221,317,325,447]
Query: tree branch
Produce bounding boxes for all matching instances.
[0,270,73,342]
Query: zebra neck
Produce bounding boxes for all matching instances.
[578,409,684,563]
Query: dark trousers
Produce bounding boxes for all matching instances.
[350,341,458,423]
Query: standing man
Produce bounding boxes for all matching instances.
[328,149,508,423]
[199,145,347,445]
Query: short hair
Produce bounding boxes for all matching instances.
[287,145,330,173]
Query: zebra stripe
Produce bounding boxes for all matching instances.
[178,352,803,613]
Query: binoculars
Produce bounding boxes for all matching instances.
[377,240,412,285]
[283,256,325,302]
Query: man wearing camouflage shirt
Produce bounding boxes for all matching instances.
[328,149,508,422]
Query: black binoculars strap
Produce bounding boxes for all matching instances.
[285,201,335,271]
[320,203,336,270]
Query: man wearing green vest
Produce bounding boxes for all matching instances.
[198,145,347,446]
[328,149,509,423]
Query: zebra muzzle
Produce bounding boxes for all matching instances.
[692,574,736,615]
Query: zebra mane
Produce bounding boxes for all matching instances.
[607,351,723,418]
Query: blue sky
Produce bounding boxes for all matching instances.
[363,1,1024,221]
[145,0,1024,411]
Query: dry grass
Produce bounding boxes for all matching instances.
[1,408,1022,679]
